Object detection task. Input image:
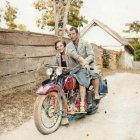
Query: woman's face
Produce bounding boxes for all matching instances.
[56,42,65,53]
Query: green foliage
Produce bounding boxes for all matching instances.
[3,1,18,29]
[68,0,87,27]
[0,16,1,26]
[124,20,140,61]
[102,49,111,68]
[0,1,26,31]
[124,21,140,33]
[33,0,87,30]
[116,51,123,68]
[133,44,140,61]
[128,40,140,61]
[0,9,2,24]
[0,8,4,27]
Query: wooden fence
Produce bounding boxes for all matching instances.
[0,29,66,94]
[0,28,118,95]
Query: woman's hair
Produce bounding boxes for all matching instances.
[54,40,66,50]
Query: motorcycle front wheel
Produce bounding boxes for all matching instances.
[34,92,62,134]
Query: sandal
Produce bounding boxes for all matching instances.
[80,102,86,112]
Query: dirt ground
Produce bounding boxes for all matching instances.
[0,68,140,136]
[0,90,37,134]
[0,71,140,140]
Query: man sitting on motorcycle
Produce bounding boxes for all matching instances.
[66,27,100,112]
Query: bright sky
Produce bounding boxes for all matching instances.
[0,0,140,46]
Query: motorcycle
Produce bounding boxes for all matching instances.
[33,64,108,135]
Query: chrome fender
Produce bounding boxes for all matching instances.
[36,83,59,95]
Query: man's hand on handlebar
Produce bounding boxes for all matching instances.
[84,64,91,71]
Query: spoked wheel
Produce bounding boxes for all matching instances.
[34,92,62,134]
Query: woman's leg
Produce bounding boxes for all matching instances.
[79,85,86,112]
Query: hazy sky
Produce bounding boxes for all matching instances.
[81,0,140,31]
[0,0,140,45]
[80,0,140,45]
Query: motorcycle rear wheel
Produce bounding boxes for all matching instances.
[34,92,62,134]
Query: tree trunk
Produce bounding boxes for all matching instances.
[61,0,71,37]
[53,1,59,36]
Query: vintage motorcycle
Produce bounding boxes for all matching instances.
[33,64,108,135]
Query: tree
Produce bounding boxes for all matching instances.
[33,0,87,36]
[18,24,27,31]
[133,44,140,61]
[102,49,111,68]
[124,21,140,34]
[0,9,2,25]
[124,20,140,61]
[1,1,26,31]
[3,1,18,29]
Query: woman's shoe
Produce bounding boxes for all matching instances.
[73,104,80,112]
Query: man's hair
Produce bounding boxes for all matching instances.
[69,27,79,34]
[54,40,66,50]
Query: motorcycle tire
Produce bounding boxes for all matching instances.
[34,92,62,135]
[87,101,100,115]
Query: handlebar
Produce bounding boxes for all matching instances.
[45,64,94,71]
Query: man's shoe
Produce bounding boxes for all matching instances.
[61,117,69,125]
[94,94,100,100]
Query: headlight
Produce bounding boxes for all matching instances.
[46,68,53,76]
[56,67,62,76]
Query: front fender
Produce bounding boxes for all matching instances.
[36,83,59,95]
[36,83,68,114]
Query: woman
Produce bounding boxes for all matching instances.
[54,40,89,113]
[55,40,67,67]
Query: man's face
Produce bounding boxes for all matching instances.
[69,30,79,42]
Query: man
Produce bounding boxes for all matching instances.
[66,27,100,112]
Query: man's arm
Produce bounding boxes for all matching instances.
[85,42,94,64]
[67,47,81,60]
[66,45,88,66]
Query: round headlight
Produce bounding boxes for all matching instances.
[56,67,62,76]
[46,68,53,76]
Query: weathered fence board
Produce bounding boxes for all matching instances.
[0,29,70,94]
[0,70,46,91]
[0,45,56,59]
[0,29,70,46]
[0,30,58,46]
[0,56,55,77]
